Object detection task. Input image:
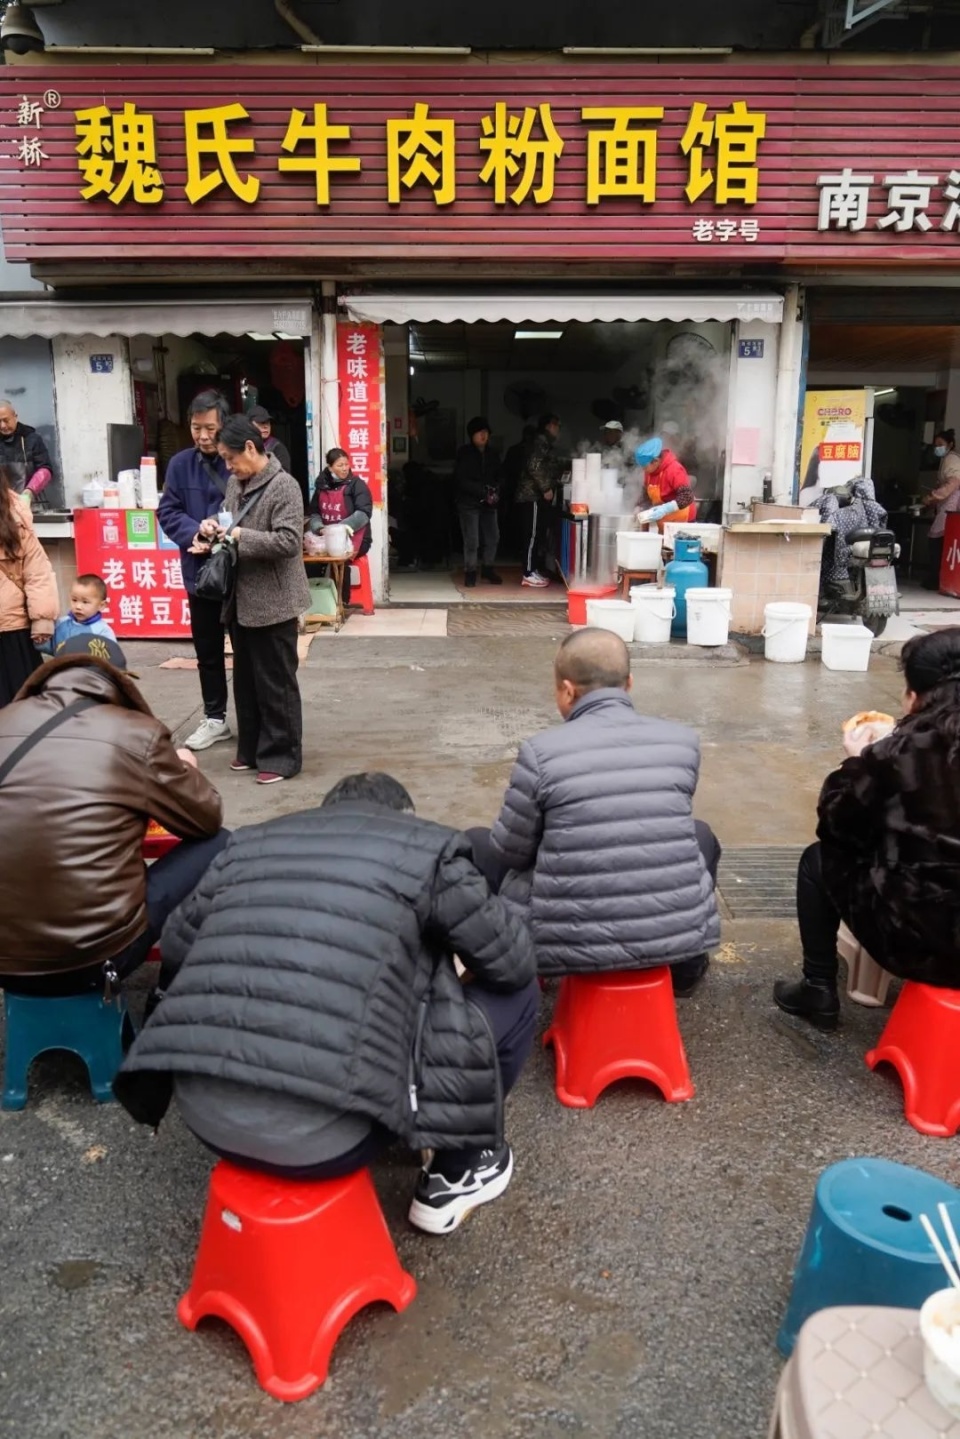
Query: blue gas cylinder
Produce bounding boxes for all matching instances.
[664,536,709,637]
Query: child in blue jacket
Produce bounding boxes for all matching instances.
[48,574,116,653]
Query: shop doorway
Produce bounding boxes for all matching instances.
[806,317,959,600]
[128,331,310,506]
[384,318,731,602]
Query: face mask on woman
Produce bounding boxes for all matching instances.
[935,445,949,459]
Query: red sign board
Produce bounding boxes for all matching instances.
[819,442,862,463]
[73,507,191,640]
[3,64,960,267]
[336,321,384,506]
[940,513,960,599]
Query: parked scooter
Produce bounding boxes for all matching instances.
[817,477,900,637]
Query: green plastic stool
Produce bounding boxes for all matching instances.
[2,989,133,1110]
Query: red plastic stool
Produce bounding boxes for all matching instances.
[349,553,375,615]
[866,982,960,1137]
[143,825,178,961]
[543,967,695,1109]
[143,825,178,962]
[142,821,180,861]
[178,1161,416,1401]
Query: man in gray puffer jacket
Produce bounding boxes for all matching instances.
[482,629,721,994]
[115,772,539,1236]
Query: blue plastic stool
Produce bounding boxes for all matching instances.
[2,989,132,1110]
[777,1157,960,1356]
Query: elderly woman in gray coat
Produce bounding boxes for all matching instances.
[206,414,310,784]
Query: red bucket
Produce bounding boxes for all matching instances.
[567,584,618,626]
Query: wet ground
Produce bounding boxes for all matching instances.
[2,633,956,1439]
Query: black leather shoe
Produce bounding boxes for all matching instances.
[481,567,504,585]
[773,978,840,1032]
[672,954,709,997]
[464,570,478,588]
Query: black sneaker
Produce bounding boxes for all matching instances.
[464,570,478,588]
[773,977,840,1032]
[481,567,504,586]
[408,1144,513,1235]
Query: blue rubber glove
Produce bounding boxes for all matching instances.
[636,500,679,525]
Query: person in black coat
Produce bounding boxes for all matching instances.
[247,405,292,477]
[775,627,960,1031]
[115,771,539,1236]
[0,400,54,500]
[308,447,374,605]
[454,416,504,588]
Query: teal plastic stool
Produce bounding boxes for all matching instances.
[777,1157,960,1356]
[2,989,132,1110]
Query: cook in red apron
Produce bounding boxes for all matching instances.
[307,447,374,603]
[635,436,697,531]
[309,452,372,553]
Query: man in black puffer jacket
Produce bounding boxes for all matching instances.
[115,772,538,1236]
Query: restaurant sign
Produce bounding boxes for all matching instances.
[74,507,190,641]
[2,64,960,265]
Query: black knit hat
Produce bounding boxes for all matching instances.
[466,415,490,439]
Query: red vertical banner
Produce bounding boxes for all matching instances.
[337,321,385,507]
[940,513,960,598]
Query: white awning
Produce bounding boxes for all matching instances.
[339,291,784,326]
[0,298,314,340]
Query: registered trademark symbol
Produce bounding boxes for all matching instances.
[43,90,61,110]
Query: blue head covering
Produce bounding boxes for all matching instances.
[635,437,663,467]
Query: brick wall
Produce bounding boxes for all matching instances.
[719,529,825,635]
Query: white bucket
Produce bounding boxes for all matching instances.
[630,585,676,644]
[763,602,812,663]
[324,523,351,558]
[616,530,663,571]
[821,622,873,672]
[585,598,636,643]
[686,587,732,647]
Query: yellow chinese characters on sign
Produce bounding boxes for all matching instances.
[68,93,769,213]
[184,103,259,205]
[386,103,455,206]
[75,102,163,204]
[680,101,766,205]
[278,104,360,205]
[582,108,664,206]
[479,103,563,205]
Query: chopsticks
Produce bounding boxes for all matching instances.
[920,1204,960,1290]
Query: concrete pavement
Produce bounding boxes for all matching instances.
[2,633,950,1439]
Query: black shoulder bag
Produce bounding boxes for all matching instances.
[194,488,264,604]
[198,452,228,499]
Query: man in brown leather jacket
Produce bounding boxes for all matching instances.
[0,634,227,995]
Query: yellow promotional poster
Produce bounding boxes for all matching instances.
[799,389,867,502]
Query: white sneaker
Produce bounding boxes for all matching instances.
[184,717,232,751]
[521,572,550,588]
